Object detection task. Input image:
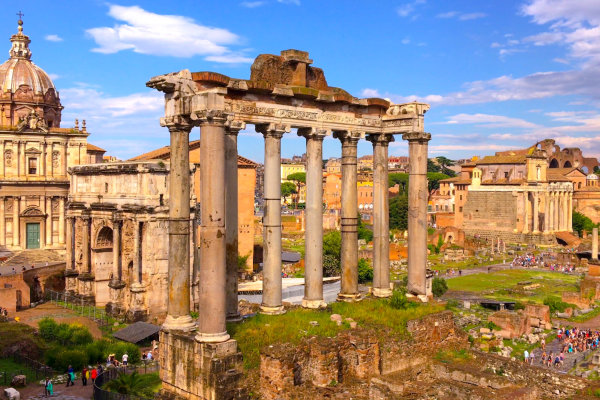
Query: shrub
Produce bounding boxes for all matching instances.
[357,259,373,283]
[432,277,448,297]
[513,301,525,311]
[323,254,340,277]
[389,289,415,310]
[543,296,574,313]
[38,318,59,342]
[45,346,88,371]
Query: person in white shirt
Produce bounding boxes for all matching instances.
[122,353,128,366]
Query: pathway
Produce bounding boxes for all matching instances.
[528,336,592,373]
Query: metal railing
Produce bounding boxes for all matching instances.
[0,353,54,386]
[93,363,160,400]
[45,290,111,327]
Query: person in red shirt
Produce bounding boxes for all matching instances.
[90,367,98,384]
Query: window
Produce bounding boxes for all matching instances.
[105,183,109,193]
[28,158,37,175]
[504,171,509,179]
[459,206,463,212]
[459,195,463,200]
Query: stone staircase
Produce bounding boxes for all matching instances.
[0,249,64,267]
[530,336,591,373]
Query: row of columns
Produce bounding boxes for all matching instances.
[160,112,431,343]
[522,190,572,234]
[0,195,65,248]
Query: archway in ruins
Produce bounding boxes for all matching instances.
[549,158,559,168]
[564,161,572,168]
[92,226,113,306]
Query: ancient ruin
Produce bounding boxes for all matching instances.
[147,49,431,398]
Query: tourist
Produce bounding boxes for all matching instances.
[523,349,529,364]
[147,350,153,361]
[122,352,128,366]
[90,366,97,384]
[541,351,547,366]
[554,355,561,368]
[529,351,535,365]
[547,352,553,367]
[82,366,88,386]
[66,365,75,386]
[44,378,51,396]
[142,351,147,360]
[540,338,546,351]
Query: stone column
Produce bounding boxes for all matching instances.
[593,228,598,260]
[58,197,65,244]
[225,120,245,322]
[46,197,52,247]
[19,141,25,177]
[257,123,288,315]
[133,220,141,284]
[82,216,90,273]
[522,192,530,234]
[13,196,19,247]
[298,127,327,309]
[66,217,74,270]
[532,192,539,234]
[0,197,4,246]
[543,192,549,234]
[402,132,431,297]
[0,140,4,177]
[368,133,394,297]
[196,111,230,343]
[41,142,46,177]
[548,192,554,232]
[559,191,565,231]
[112,221,121,281]
[162,120,196,332]
[567,192,573,232]
[334,131,361,301]
[62,143,68,177]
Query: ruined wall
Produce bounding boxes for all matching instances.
[462,191,517,232]
[0,273,30,312]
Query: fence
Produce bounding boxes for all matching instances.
[0,353,54,386]
[45,290,111,327]
[93,363,160,400]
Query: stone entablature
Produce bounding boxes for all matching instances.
[66,161,197,322]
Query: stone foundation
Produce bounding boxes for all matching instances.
[159,330,246,400]
[463,229,556,245]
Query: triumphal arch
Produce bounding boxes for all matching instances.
[148,49,430,399]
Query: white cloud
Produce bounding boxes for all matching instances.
[361,88,381,98]
[446,113,540,129]
[277,0,300,4]
[397,0,425,18]
[436,11,486,21]
[48,73,60,80]
[87,5,250,62]
[241,1,265,7]
[45,34,63,42]
[401,37,410,45]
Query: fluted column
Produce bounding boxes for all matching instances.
[543,192,549,234]
[548,192,554,232]
[558,191,565,231]
[403,131,431,296]
[66,217,75,270]
[162,119,196,332]
[13,197,20,247]
[299,127,327,309]
[196,110,230,343]
[552,192,558,232]
[0,197,4,246]
[82,216,90,273]
[532,192,539,234]
[335,131,361,301]
[41,142,46,177]
[367,133,394,297]
[567,191,573,232]
[133,220,141,284]
[19,141,25,177]
[257,123,288,315]
[112,221,121,281]
[522,192,530,234]
[58,197,65,244]
[46,197,52,247]
[225,120,245,322]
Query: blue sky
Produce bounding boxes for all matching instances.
[6,0,600,164]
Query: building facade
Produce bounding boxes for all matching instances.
[65,161,194,322]
[0,20,102,253]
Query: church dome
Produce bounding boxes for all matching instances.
[0,18,62,128]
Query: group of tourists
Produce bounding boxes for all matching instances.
[524,327,600,370]
[511,253,539,268]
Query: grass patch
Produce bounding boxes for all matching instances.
[434,349,471,363]
[570,306,600,323]
[447,269,579,304]
[229,299,443,369]
[0,358,38,385]
[0,322,46,360]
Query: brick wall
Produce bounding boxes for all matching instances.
[462,191,517,232]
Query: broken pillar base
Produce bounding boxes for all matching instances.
[162,315,197,332]
[301,299,327,309]
[160,330,247,400]
[126,308,148,322]
[372,287,393,298]
[336,292,363,302]
[226,312,243,323]
[259,304,286,315]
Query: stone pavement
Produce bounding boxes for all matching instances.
[529,336,592,373]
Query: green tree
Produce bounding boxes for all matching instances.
[427,159,441,173]
[388,172,409,192]
[104,371,161,399]
[357,258,373,283]
[286,172,306,208]
[357,214,373,242]
[432,277,448,297]
[323,230,341,259]
[435,156,456,176]
[281,182,296,205]
[572,210,598,236]
[389,195,409,230]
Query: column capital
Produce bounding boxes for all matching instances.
[256,123,290,139]
[333,130,363,144]
[193,110,230,126]
[366,133,395,146]
[297,127,328,141]
[224,118,246,135]
[160,115,194,132]
[402,131,431,142]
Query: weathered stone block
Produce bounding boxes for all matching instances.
[488,310,530,339]
[338,331,380,380]
[524,304,550,324]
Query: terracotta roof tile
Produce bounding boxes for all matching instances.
[476,155,527,165]
[129,140,258,167]
[87,143,106,152]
